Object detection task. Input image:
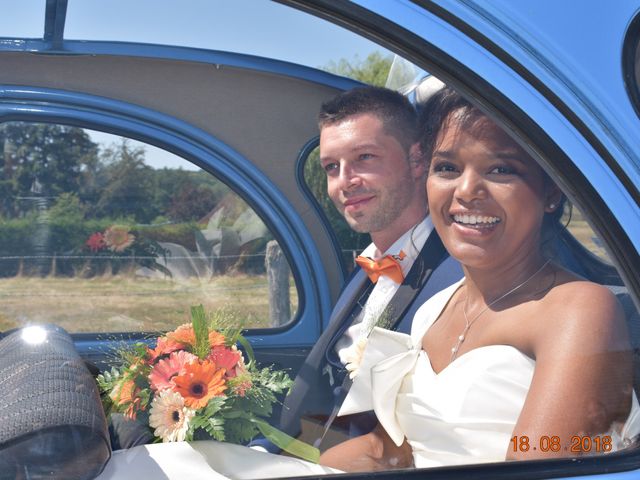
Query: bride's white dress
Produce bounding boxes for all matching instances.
[338,279,640,467]
[97,279,640,479]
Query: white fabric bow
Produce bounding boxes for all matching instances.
[338,327,419,446]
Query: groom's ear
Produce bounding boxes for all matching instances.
[408,143,427,179]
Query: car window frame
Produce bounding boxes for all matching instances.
[623,10,640,120]
[0,86,336,353]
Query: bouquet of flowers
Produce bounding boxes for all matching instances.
[97,305,318,462]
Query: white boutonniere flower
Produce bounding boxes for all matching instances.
[344,337,368,380]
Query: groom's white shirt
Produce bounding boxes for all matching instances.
[335,216,434,364]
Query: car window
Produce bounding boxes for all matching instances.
[0,122,298,333]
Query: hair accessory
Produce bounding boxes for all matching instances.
[549,203,556,209]
[450,258,552,361]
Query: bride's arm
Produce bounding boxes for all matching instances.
[508,281,632,460]
[319,423,413,472]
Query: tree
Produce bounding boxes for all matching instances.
[167,180,219,222]
[323,51,393,87]
[94,139,159,223]
[0,122,98,217]
[48,192,86,223]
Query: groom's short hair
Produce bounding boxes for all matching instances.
[318,86,418,153]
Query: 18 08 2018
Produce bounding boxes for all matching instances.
[510,435,612,453]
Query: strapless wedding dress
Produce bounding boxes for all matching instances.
[339,279,640,467]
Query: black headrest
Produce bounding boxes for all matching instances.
[0,324,111,480]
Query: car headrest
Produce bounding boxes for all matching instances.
[0,324,111,480]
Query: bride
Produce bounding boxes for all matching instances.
[319,86,640,471]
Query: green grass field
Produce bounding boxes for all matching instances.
[565,208,610,262]
[0,273,298,333]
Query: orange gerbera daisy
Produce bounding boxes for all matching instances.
[110,379,143,420]
[208,330,226,348]
[167,323,226,349]
[172,360,227,409]
[167,323,196,346]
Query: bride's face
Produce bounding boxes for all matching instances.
[426,111,559,271]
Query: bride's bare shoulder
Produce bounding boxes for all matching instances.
[547,275,620,313]
[537,276,628,354]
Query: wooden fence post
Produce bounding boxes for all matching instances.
[265,240,290,326]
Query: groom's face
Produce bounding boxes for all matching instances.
[319,112,424,238]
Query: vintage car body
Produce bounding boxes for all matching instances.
[0,0,639,479]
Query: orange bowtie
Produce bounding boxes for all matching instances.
[355,251,405,284]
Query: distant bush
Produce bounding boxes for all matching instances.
[136,222,202,251]
[0,217,204,278]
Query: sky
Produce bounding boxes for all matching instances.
[4,0,386,70]
[2,0,393,170]
[0,0,410,168]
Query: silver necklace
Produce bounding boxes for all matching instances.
[450,258,552,361]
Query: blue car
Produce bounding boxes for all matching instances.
[0,1,639,479]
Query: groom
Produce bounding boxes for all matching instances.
[278,85,462,446]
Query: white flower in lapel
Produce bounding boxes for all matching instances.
[344,337,368,379]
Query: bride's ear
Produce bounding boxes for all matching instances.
[544,183,564,213]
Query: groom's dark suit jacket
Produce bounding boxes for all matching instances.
[279,230,463,440]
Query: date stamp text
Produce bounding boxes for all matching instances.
[510,435,612,453]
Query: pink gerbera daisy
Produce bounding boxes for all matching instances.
[85,232,105,252]
[149,350,197,391]
[208,346,241,377]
